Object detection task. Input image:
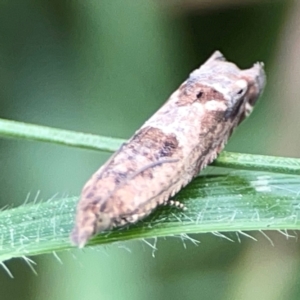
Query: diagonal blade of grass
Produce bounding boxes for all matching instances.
[0,117,299,175]
[214,151,300,176]
[0,118,125,152]
[1,170,300,262]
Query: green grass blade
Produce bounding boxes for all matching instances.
[0,118,124,152]
[0,118,299,175]
[213,151,300,175]
[1,170,300,262]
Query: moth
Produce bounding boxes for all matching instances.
[71,51,266,247]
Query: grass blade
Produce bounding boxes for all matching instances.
[0,117,299,175]
[1,170,299,262]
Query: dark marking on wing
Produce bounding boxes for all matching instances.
[175,83,226,106]
[131,126,179,159]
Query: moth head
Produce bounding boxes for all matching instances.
[229,61,266,123]
[188,51,266,122]
[240,62,266,116]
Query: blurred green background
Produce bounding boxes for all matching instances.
[0,0,299,299]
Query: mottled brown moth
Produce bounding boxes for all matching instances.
[71,51,266,247]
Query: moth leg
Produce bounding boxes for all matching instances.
[166,199,187,210]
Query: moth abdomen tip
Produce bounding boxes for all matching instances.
[70,227,89,248]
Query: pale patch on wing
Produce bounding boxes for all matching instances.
[204,100,228,111]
